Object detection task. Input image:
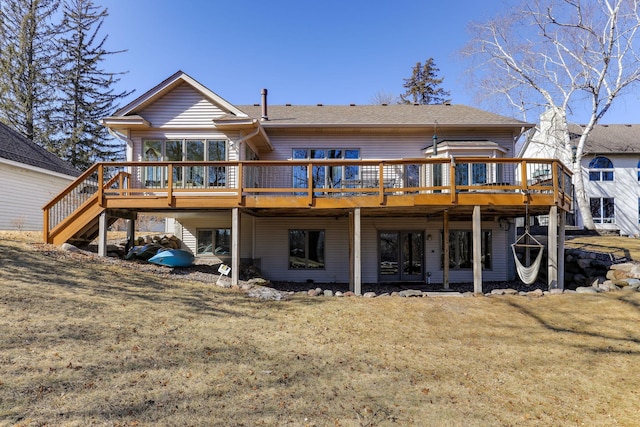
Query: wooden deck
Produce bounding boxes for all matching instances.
[43,158,573,245]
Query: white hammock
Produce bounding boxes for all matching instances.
[511,231,545,285]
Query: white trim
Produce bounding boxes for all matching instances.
[114,71,248,119]
[0,157,77,180]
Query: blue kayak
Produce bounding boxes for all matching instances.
[148,249,195,267]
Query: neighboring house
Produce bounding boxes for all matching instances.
[43,71,573,293]
[521,109,640,236]
[0,122,80,231]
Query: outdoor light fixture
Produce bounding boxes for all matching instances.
[571,145,577,163]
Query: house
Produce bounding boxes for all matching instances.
[43,71,573,293]
[520,109,640,236]
[0,122,80,231]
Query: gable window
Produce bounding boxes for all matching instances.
[590,197,615,223]
[441,230,492,270]
[588,157,614,181]
[142,139,227,188]
[197,228,230,256]
[292,148,360,190]
[289,230,325,269]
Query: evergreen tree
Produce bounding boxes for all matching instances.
[400,58,451,105]
[52,0,132,169]
[0,0,61,146]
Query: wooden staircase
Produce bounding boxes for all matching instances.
[44,165,131,245]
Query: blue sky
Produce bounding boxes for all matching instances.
[101,0,639,124]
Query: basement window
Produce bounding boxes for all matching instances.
[289,230,325,269]
[440,230,492,270]
[196,229,230,256]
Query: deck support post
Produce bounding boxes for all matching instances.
[231,207,241,286]
[126,215,136,254]
[558,209,566,291]
[443,210,450,289]
[473,205,483,294]
[349,208,362,295]
[98,211,108,257]
[548,205,559,290]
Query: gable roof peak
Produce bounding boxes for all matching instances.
[113,71,248,119]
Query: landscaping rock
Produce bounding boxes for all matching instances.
[323,290,334,297]
[576,286,599,294]
[247,286,289,301]
[490,288,517,295]
[398,289,424,297]
[363,292,377,298]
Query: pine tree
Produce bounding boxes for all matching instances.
[399,58,451,105]
[0,0,61,146]
[52,0,133,170]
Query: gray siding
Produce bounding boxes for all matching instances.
[259,131,516,161]
[140,82,228,128]
[176,213,511,285]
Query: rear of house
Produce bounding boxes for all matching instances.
[45,71,572,293]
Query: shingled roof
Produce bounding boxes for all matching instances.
[236,104,533,129]
[569,124,640,154]
[0,122,80,177]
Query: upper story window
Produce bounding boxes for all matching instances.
[637,160,640,181]
[142,139,227,188]
[588,156,614,181]
[292,148,360,189]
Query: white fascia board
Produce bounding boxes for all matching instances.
[0,157,77,180]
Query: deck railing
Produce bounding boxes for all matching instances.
[44,158,572,239]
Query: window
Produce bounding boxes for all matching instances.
[289,230,325,269]
[197,229,230,256]
[637,160,640,181]
[441,230,492,270]
[588,157,614,181]
[591,197,615,223]
[455,162,488,186]
[292,148,360,190]
[141,139,227,188]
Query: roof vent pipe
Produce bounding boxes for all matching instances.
[261,88,268,121]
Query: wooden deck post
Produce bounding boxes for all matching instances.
[473,205,483,294]
[231,207,241,286]
[126,215,136,254]
[97,211,108,257]
[548,205,558,290]
[443,210,450,289]
[349,208,362,295]
[558,209,566,290]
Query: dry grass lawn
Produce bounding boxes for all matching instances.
[566,234,640,261]
[2,232,640,426]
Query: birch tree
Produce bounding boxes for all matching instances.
[464,0,640,229]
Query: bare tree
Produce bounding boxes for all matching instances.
[369,90,398,105]
[463,0,640,229]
